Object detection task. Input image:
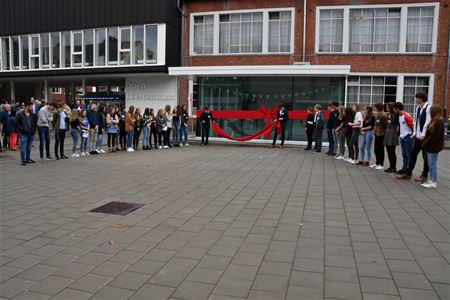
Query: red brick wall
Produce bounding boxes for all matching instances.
[181,0,450,114]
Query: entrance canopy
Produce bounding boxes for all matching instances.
[169,65,351,78]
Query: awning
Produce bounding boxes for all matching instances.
[169,65,351,78]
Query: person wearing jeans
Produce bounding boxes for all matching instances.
[164,105,173,148]
[37,102,54,159]
[172,106,180,147]
[326,102,338,156]
[393,102,414,176]
[95,105,106,153]
[180,104,190,146]
[372,103,388,170]
[53,104,70,159]
[15,103,36,165]
[69,109,80,157]
[87,102,99,153]
[79,109,90,156]
[359,106,376,166]
[125,106,135,152]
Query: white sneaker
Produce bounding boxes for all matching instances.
[81,152,86,156]
[345,158,352,163]
[335,155,344,160]
[127,148,134,152]
[86,151,90,155]
[179,143,183,147]
[100,149,106,153]
[185,143,190,147]
[375,165,384,170]
[351,160,357,165]
[96,149,101,154]
[369,164,378,168]
[71,153,77,158]
[421,181,437,188]
[163,146,169,149]
[158,146,162,149]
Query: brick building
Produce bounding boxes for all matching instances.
[170,0,449,142]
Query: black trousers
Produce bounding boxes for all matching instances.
[133,129,141,149]
[306,127,314,149]
[119,127,126,149]
[348,128,360,160]
[314,128,323,151]
[272,123,286,146]
[107,133,117,148]
[407,139,429,177]
[167,128,172,147]
[374,135,385,166]
[150,127,157,148]
[386,145,397,170]
[54,129,66,157]
[202,124,210,144]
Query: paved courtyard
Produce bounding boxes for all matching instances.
[0,142,449,300]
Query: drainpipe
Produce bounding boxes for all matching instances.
[444,33,450,119]
[302,0,307,62]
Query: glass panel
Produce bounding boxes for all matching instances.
[41,33,50,68]
[219,12,263,54]
[133,25,144,64]
[407,7,434,52]
[1,38,10,70]
[30,36,39,69]
[145,25,157,64]
[21,36,29,69]
[62,32,71,67]
[12,37,20,69]
[51,33,60,68]
[95,29,106,66]
[120,28,131,65]
[108,27,118,65]
[84,29,94,66]
[319,9,343,52]
[72,32,82,67]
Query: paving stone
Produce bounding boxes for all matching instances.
[0,266,24,283]
[13,290,51,300]
[259,261,292,277]
[356,263,391,278]
[92,261,130,277]
[29,276,74,296]
[392,272,433,290]
[325,281,361,300]
[0,277,35,298]
[286,285,323,300]
[53,262,95,279]
[289,271,323,288]
[252,274,289,293]
[172,281,215,300]
[7,254,46,269]
[51,288,92,300]
[130,283,174,300]
[90,285,134,300]
[42,253,78,268]
[17,264,58,282]
[398,288,440,300]
[247,289,285,300]
[127,260,165,275]
[186,267,224,284]
[109,271,151,290]
[69,273,113,293]
[213,278,253,298]
[359,277,398,296]
[325,266,358,283]
[386,259,422,273]
[293,258,324,273]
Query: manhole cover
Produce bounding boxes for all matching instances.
[90,201,145,216]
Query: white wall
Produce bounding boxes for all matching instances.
[125,76,178,112]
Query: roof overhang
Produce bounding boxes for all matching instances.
[169,65,351,78]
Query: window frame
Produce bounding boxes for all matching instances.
[71,31,83,68]
[119,26,132,65]
[315,2,439,55]
[190,7,295,56]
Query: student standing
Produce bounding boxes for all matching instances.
[87,102,99,153]
[393,102,414,177]
[149,108,157,149]
[164,105,173,148]
[180,104,190,146]
[106,107,119,152]
[155,109,165,149]
[69,109,80,157]
[348,103,363,164]
[79,109,90,156]
[313,104,325,153]
[133,108,142,150]
[359,106,376,166]
[125,106,136,152]
[384,102,399,173]
[304,107,314,151]
[200,106,214,146]
[7,110,17,151]
[16,103,36,165]
[142,108,151,150]
[372,103,388,170]
[326,103,338,155]
[397,92,431,182]
[335,106,346,160]
[118,107,127,151]
[53,103,70,159]
[421,105,444,188]
[96,105,106,153]
[37,102,54,160]
[173,106,180,147]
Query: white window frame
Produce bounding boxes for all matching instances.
[106,27,119,66]
[83,29,94,67]
[315,2,439,54]
[20,35,29,70]
[29,35,40,69]
[190,7,295,56]
[119,26,132,65]
[40,33,50,69]
[71,31,83,68]
[192,15,215,55]
[50,32,61,69]
[344,72,434,108]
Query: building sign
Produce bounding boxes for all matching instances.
[125,76,178,111]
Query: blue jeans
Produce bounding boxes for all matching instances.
[38,126,50,158]
[359,130,374,161]
[327,128,334,154]
[96,133,103,149]
[80,135,88,153]
[142,127,150,147]
[180,126,188,143]
[427,152,438,181]
[19,134,33,161]
[400,135,413,172]
[126,130,134,148]
[173,122,180,145]
[70,129,79,154]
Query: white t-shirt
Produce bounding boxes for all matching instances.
[353,112,363,128]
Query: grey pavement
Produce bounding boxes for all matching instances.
[0,141,449,300]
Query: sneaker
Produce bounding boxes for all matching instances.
[163,146,169,149]
[421,181,437,188]
[21,161,27,166]
[86,151,90,155]
[81,152,86,156]
[179,143,183,147]
[351,160,357,165]
[26,159,36,163]
[75,153,80,158]
[384,168,396,173]
[45,156,53,160]
[369,164,378,168]
[159,146,162,149]
[185,143,190,147]
[345,158,353,163]
[71,153,77,158]
[100,149,106,154]
[127,148,135,152]
[375,165,384,170]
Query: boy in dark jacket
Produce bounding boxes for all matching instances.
[200,106,214,146]
[313,104,325,152]
[16,103,36,165]
[272,103,289,148]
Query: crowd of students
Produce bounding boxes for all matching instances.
[292,92,444,189]
[0,92,445,189]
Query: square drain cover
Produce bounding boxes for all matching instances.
[90,201,144,216]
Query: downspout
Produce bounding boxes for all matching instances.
[444,33,450,119]
[302,0,307,62]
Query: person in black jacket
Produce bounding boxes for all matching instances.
[326,102,339,156]
[272,103,289,148]
[200,106,214,146]
[313,104,325,152]
[304,107,314,150]
[87,102,99,153]
[16,103,36,165]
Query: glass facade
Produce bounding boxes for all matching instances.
[0,23,162,71]
[197,77,345,141]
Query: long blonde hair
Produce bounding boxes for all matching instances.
[428,105,443,131]
[69,109,78,122]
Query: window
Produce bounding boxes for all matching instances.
[318,9,343,52]
[316,4,437,54]
[62,32,71,67]
[349,8,400,53]
[20,36,29,69]
[219,12,263,53]
[193,15,214,54]
[407,7,434,52]
[145,25,157,64]
[12,36,20,70]
[30,35,40,69]
[95,29,106,66]
[84,29,94,67]
[108,27,118,65]
[51,33,60,68]
[1,38,10,70]
[133,26,144,64]
[51,87,63,94]
[347,76,397,107]
[403,77,429,114]
[72,31,83,67]
[269,11,292,52]
[40,33,50,68]
[119,27,131,65]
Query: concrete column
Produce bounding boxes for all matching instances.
[10,80,15,102]
[70,82,75,105]
[44,80,49,102]
[81,78,86,96]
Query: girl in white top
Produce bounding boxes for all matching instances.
[164,105,173,148]
[347,103,363,164]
